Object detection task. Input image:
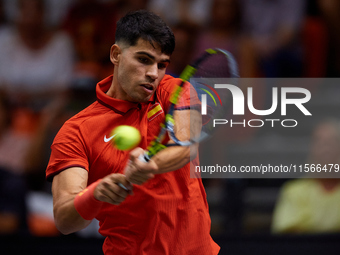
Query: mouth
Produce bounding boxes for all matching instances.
[140,83,154,93]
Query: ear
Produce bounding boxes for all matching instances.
[110,44,121,65]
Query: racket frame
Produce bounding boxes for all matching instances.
[142,48,239,161]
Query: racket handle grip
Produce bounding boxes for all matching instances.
[138,153,149,163]
[117,182,129,191]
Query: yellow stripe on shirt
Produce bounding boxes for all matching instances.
[147,104,162,119]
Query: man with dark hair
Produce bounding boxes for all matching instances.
[47,10,220,254]
[115,10,175,56]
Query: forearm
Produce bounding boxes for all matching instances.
[150,108,200,174]
[53,194,92,235]
[52,167,92,235]
[150,143,198,174]
[126,109,200,182]
[52,169,131,234]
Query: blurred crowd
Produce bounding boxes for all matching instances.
[0,0,339,238]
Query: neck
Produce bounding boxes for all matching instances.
[317,178,340,192]
[106,73,121,99]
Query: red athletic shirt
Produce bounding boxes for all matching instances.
[46,75,220,255]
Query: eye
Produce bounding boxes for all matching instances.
[138,57,149,64]
[158,63,167,69]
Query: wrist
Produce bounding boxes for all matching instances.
[148,158,159,174]
[74,179,103,220]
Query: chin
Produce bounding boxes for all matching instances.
[129,94,152,103]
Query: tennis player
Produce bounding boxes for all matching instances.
[46,10,220,254]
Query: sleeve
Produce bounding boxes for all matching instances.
[174,81,201,111]
[163,80,201,113]
[158,76,201,112]
[46,122,89,181]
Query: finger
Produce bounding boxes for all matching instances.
[95,175,131,203]
[117,182,129,191]
[129,147,145,163]
[117,182,134,195]
[130,150,158,174]
[112,173,133,191]
[95,189,125,205]
[125,161,155,185]
[127,173,154,185]
[103,180,129,198]
[124,161,138,182]
[109,174,134,196]
[99,183,129,204]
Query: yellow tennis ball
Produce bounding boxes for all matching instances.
[111,125,141,151]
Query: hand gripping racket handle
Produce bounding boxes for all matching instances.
[117,182,129,191]
[138,153,149,163]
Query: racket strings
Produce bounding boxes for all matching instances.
[194,53,233,79]
[189,51,238,141]
[172,50,239,145]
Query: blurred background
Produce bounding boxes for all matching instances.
[1,0,340,254]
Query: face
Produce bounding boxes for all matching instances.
[18,0,44,28]
[311,122,340,165]
[109,38,170,102]
[212,0,239,29]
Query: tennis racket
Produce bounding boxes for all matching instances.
[140,48,239,162]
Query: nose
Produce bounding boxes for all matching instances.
[146,63,158,81]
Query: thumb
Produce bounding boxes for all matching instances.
[129,147,145,163]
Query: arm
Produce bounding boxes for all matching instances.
[151,107,200,172]
[52,167,90,235]
[125,109,200,185]
[52,167,132,235]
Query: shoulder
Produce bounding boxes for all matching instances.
[157,74,181,94]
[67,101,108,126]
[155,74,184,108]
[154,74,180,104]
[280,179,317,198]
[54,102,106,141]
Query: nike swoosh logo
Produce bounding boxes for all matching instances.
[104,134,116,143]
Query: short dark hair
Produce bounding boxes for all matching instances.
[115,10,175,55]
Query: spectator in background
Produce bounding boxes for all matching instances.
[0,0,7,27]
[114,0,149,19]
[272,119,340,234]
[2,0,76,28]
[0,0,74,115]
[0,0,74,236]
[241,0,306,77]
[62,0,120,88]
[148,0,212,29]
[194,0,241,55]
[317,0,340,77]
[300,0,328,78]
[0,0,74,170]
[166,23,196,77]
[193,0,258,78]
[189,0,258,236]
[62,0,111,64]
[0,90,28,234]
[42,0,76,28]
[193,0,260,142]
[0,88,66,236]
